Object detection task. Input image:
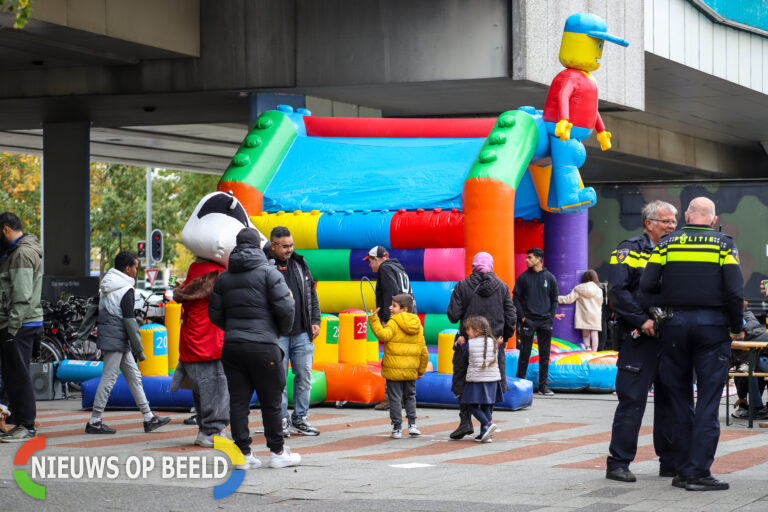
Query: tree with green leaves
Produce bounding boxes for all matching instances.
[90,164,219,277]
[0,152,41,236]
[0,0,32,28]
[1,152,221,277]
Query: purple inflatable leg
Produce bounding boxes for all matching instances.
[542,210,588,346]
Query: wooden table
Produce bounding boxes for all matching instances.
[727,341,768,428]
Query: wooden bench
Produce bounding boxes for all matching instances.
[727,341,768,428]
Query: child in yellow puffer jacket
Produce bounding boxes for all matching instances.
[368,294,429,439]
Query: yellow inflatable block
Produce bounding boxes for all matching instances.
[250,210,322,249]
[437,331,455,374]
[316,281,377,314]
[138,325,169,377]
[338,312,367,365]
[164,302,182,372]
[315,315,340,364]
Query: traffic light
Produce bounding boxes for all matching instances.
[150,229,163,263]
[137,240,146,259]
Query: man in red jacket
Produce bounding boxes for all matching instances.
[173,259,230,447]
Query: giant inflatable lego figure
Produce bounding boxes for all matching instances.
[172,192,266,446]
[542,13,629,213]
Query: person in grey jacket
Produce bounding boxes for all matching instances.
[209,228,301,469]
[86,252,170,435]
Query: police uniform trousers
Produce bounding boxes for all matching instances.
[658,309,730,479]
[606,329,675,472]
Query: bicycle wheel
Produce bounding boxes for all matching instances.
[33,336,64,364]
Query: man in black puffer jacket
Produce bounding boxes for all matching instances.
[447,252,516,440]
[209,228,300,470]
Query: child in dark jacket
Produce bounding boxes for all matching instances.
[368,294,429,439]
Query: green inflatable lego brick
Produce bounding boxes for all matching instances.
[300,249,352,281]
[286,369,328,405]
[424,314,459,346]
[219,110,298,192]
[467,110,539,190]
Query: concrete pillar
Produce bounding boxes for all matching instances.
[249,93,306,125]
[543,210,588,346]
[42,122,90,276]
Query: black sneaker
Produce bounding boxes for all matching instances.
[539,386,555,396]
[143,415,171,433]
[291,417,320,436]
[85,421,116,435]
[183,414,198,425]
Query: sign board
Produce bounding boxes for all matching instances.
[42,276,99,302]
[145,269,159,286]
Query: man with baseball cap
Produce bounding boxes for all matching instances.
[365,246,415,411]
[364,246,414,324]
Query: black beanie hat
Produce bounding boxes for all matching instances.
[236,228,261,247]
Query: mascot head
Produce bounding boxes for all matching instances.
[181,192,266,266]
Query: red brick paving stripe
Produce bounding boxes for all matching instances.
[297,435,396,455]
[145,444,210,453]
[35,411,92,419]
[144,414,392,455]
[449,426,651,465]
[555,428,764,470]
[711,441,768,474]
[349,421,582,461]
[308,417,390,433]
[40,412,188,428]
[55,425,197,447]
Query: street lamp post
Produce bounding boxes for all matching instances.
[111,231,122,252]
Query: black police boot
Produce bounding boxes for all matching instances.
[449,407,474,440]
[671,476,686,488]
[659,465,676,477]
[606,467,636,482]
[684,475,729,491]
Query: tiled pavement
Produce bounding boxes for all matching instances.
[1,391,767,511]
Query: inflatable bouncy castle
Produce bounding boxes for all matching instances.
[213,12,629,399]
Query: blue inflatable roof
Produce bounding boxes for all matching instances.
[261,134,543,220]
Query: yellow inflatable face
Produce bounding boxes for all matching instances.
[559,32,604,72]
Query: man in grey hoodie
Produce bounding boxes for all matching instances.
[86,252,170,434]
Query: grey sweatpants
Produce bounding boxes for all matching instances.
[182,360,230,435]
[91,350,150,417]
[386,379,417,428]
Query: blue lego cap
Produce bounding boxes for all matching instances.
[564,13,629,47]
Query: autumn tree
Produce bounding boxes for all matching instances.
[0,152,41,236]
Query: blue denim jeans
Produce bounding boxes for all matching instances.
[278,332,314,422]
[750,355,768,408]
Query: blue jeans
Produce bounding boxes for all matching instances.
[278,332,314,422]
[751,355,768,408]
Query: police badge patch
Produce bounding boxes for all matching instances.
[616,248,630,263]
[732,248,740,263]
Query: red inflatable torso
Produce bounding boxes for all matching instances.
[542,68,599,130]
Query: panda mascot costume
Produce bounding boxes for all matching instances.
[172,191,265,447]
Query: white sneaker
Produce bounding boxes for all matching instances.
[233,452,261,470]
[408,424,421,436]
[269,446,301,468]
[391,428,402,439]
[194,432,215,447]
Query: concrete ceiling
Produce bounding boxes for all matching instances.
[0,45,766,180]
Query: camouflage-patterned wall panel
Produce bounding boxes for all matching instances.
[589,182,768,299]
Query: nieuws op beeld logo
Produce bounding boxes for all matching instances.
[14,435,245,500]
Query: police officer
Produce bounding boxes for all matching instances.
[640,197,743,491]
[605,200,677,483]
